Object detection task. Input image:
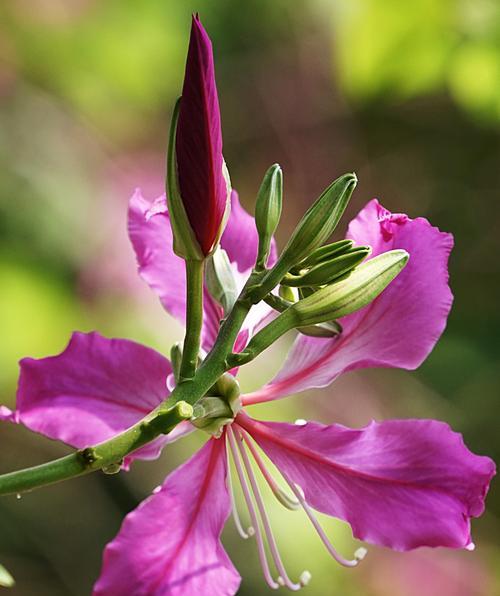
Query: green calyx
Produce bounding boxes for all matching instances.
[191,373,241,437]
[166,98,204,261]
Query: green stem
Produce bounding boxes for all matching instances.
[179,259,205,382]
[0,286,255,497]
[227,307,297,368]
[0,401,193,496]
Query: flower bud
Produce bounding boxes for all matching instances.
[255,164,283,269]
[205,247,239,314]
[277,172,357,269]
[290,249,409,326]
[247,173,357,302]
[282,246,371,287]
[233,250,408,368]
[167,15,230,259]
[294,239,354,270]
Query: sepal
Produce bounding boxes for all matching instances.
[166,98,204,260]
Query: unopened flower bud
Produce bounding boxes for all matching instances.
[290,249,409,326]
[232,250,408,367]
[248,173,357,302]
[167,15,230,260]
[205,247,239,314]
[294,239,354,270]
[282,246,371,287]
[255,164,283,269]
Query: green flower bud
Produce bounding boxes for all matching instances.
[205,247,239,314]
[290,249,409,326]
[294,239,354,270]
[255,164,283,269]
[282,246,372,287]
[247,173,357,302]
[231,250,408,367]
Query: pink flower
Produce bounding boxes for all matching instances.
[175,14,229,255]
[1,192,495,594]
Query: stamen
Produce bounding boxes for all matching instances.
[225,438,254,539]
[240,431,300,511]
[227,427,280,590]
[283,475,366,568]
[234,428,307,591]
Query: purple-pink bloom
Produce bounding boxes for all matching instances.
[1,193,495,594]
[175,14,228,255]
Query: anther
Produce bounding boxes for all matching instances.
[299,571,312,587]
[285,477,367,568]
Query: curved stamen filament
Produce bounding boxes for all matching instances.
[282,473,367,568]
[240,430,300,511]
[234,427,305,591]
[225,437,254,539]
[227,427,280,590]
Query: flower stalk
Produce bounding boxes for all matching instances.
[0,401,193,496]
[179,258,205,381]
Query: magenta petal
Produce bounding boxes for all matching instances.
[175,15,227,255]
[11,331,171,460]
[247,199,453,402]
[129,189,273,351]
[128,189,187,324]
[238,414,495,551]
[94,438,240,596]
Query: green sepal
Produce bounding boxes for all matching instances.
[255,164,283,269]
[282,246,371,287]
[166,98,204,261]
[192,374,241,437]
[206,247,239,315]
[290,249,409,326]
[170,342,183,383]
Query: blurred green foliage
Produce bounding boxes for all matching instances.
[331,0,500,122]
[0,1,498,594]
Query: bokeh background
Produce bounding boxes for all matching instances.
[1,0,499,594]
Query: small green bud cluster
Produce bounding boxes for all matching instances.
[226,167,410,368]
